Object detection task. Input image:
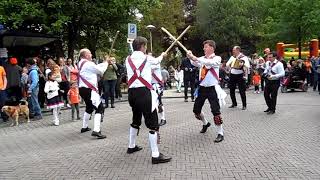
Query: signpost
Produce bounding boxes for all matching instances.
[127,23,137,53]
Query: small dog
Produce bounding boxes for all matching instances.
[1,100,30,126]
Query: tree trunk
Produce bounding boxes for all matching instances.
[298,26,302,59]
[87,27,100,59]
[67,20,80,61]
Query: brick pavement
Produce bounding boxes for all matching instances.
[0,89,319,180]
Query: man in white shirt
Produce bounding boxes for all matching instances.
[187,40,225,143]
[226,46,250,110]
[126,36,171,164]
[78,48,108,139]
[263,52,285,114]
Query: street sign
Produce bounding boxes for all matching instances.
[128,23,137,39]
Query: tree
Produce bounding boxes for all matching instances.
[265,0,320,58]
[139,0,186,67]
[194,0,268,56]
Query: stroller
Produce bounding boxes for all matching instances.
[280,70,308,93]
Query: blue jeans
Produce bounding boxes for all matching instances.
[103,80,116,105]
[30,86,42,117]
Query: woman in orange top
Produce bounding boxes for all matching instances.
[68,82,80,120]
[252,70,261,93]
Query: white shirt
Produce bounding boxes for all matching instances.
[226,53,250,74]
[44,80,60,99]
[151,63,163,84]
[190,53,221,87]
[78,59,108,89]
[264,59,285,80]
[174,70,184,81]
[126,51,163,88]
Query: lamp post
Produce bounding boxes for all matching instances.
[146,25,156,53]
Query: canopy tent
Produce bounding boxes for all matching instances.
[0,30,58,47]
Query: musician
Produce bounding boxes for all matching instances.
[263,52,285,114]
[226,46,250,110]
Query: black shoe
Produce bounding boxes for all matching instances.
[200,122,211,133]
[81,127,91,133]
[242,106,247,110]
[152,153,172,164]
[229,104,237,108]
[159,119,167,126]
[91,131,106,139]
[77,117,81,120]
[184,99,188,102]
[111,104,115,108]
[264,108,270,112]
[191,98,195,102]
[214,134,224,143]
[127,145,143,154]
[105,104,109,108]
[267,110,275,115]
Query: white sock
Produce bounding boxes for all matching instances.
[93,113,101,132]
[128,127,138,148]
[82,112,91,128]
[216,125,224,136]
[53,107,59,125]
[200,112,208,125]
[149,132,160,158]
[159,106,165,120]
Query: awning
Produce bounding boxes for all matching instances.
[0,30,59,47]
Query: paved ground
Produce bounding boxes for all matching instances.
[0,88,319,180]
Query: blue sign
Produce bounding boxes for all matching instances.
[128,23,137,39]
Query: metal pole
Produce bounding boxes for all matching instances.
[150,30,153,53]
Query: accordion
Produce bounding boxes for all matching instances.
[232,59,243,69]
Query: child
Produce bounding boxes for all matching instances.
[21,67,29,99]
[44,72,64,126]
[252,70,261,94]
[68,81,80,121]
[174,66,183,93]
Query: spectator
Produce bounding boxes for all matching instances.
[168,65,176,89]
[37,58,46,108]
[103,56,118,108]
[174,66,183,93]
[4,57,22,102]
[26,58,42,120]
[66,58,79,83]
[115,62,125,100]
[21,67,29,99]
[44,72,64,126]
[0,61,7,121]
[180,57,197,102]
[68,82,80,121]
[311,56,319,91]
[58,57,70,107]
[161,67,170,90]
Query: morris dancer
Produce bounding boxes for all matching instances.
[78,48,108,139]
[149,53,167,126]
[126,37,171,164]
[187,40,227,143]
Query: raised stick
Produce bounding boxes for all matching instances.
[164,25,190,54]
[161,27,188,53]
[109,30,120,55]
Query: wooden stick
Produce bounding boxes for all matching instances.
[164,25,190,54]
[109,30,120,55]
[161,27,188,53]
